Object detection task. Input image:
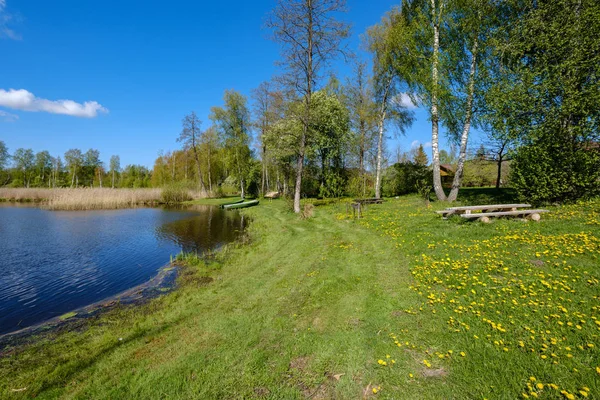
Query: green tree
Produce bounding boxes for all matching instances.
[178,111,207,192]
[34,150,52,187]
[121,165,151,188]
[267,0,350,212]
[252,81,283,196]
[367,11,415,199]
[64,149,83,187]
[83,149,101,187]
[109,155,120,188]
[0,141,10,185]
[497,0,600,203]
[310,90,351,198]
[383,0,498,201]
[439,148,457,165]
[413,144,429,166]
[344,61,377,197]
[12,148,35,187]
[210,90,253,199]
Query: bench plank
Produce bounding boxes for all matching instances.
[446,204,531,211]
[460,209,549,219]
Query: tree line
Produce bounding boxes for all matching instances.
[0,141,151,189]
[4,0,598,208]
[154,0,599,210]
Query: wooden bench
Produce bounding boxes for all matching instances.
[437,204,531,219]
[460,209,549,223]
[354,198,384,205]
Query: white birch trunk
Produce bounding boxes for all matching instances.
[431,0,446,201]
[448,38,479,202]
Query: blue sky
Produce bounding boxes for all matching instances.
[0,0,464,168]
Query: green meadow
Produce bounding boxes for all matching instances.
[1,194,598,399]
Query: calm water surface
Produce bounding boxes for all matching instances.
[0,204,245,335]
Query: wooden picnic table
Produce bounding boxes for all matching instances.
[437,204,531,218]
[353,198,384,205]
[460,209,549,222]
[437,203,549,222]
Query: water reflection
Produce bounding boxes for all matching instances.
[156,205,246,252]
[0,204,245,335]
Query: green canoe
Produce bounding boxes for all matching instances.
[219,199,245,209]
[222,200,260,210]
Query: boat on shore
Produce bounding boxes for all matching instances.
[222,200,259,210]
[219,199,244,209]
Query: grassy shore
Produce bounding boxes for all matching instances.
[0,188,208,210]
[1,195,598,399]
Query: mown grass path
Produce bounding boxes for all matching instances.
[1,197,598,399]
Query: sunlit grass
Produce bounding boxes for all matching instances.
[0,194,598,399]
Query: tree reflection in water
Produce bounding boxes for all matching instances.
[155,205,246,253]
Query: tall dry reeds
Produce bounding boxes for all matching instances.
[0,188,208,210]
[45,188,163,210]
[0,188,52,202]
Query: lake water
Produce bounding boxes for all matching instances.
[0,204,245,336]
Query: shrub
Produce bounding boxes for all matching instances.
[161,184,192,204]
[382,162,432,197]
[511,139,600,204]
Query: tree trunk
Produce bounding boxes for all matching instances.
[375,111,386,199]
[431,0,446,201]
[375,78,392,200]
[447,38,479,202]
[495,156,503,189]
[261,145,266,196]
[112,170,115,189]
[294,127,306,213]
[192,146,206,193]
[208,148,212,193]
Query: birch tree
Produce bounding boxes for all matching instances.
[252,81,282,196]
[381,0,496,201]
[344,61,377,197]
[367,16,414,199]
[64,149,83,188]
[0,141,9,185]
[266,0,350,213]
[178,111,207,192]
[210,90,252,199]
[109,155,120,188]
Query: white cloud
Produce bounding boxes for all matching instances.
[0,0,21,40]
[423,141,432,148]
[0,89,109,118]
[392,93,418,110]
[0,109,18,122]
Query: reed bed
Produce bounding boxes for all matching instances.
[0,188,52,202]
[0,188,208,210]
